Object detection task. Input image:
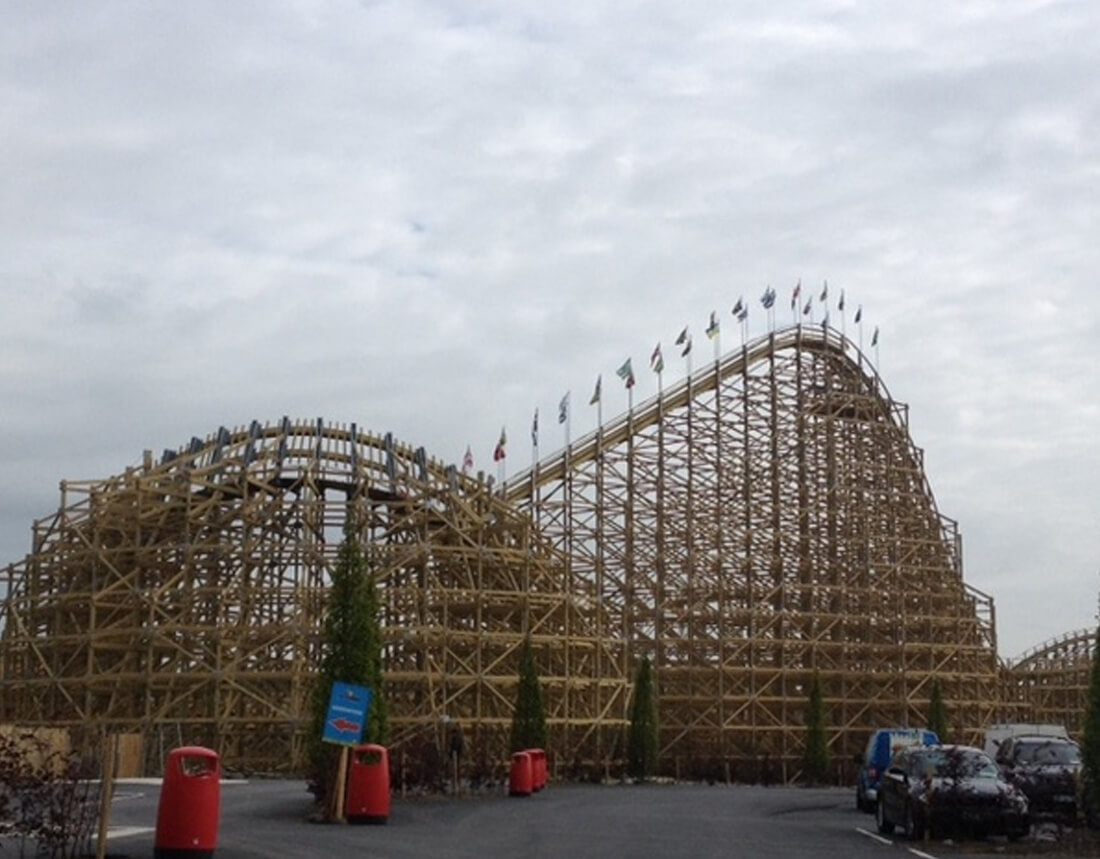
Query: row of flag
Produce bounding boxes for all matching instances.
[464,282,879,472]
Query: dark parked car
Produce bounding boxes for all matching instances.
[996,736,1081,816]
[876,744,1030,841]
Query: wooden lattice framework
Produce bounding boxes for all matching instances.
[506,326,1002,775]
[1,324,1061,779]
[1002,628,1096,738]
[0,421,628,774]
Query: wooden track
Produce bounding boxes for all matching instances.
[0,419,628,773]
[505,326,1003,776]
[1001,628,1096,738]
[0,325,1088,778]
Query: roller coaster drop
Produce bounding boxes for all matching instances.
[0,326,1045,777]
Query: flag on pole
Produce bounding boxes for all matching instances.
[821,311,829,330]
[802,298,812,315]
[736,304,748,322]
[589,375,602,405]
[819,281,828,302]
[791,280,801,309]
[706,311,720,339]
[761,287,776,309]
[838,289,845,312]
[732,298,744,317]
[462,445,474,474]
[871,326,879,347]
[616,358,635,389]
[854,305,862,324]
[530,408,539,446]
[558,392,570,424]
[650,342,664,374]
[676,326,692,356]
[493,426,507,461]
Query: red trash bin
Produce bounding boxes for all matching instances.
[509,751,532,797]
[532,749,547,791]
[346,744,391,824]
[154,746,221,859]
[524,748,546,791]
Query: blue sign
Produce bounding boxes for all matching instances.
[322,681,372,746]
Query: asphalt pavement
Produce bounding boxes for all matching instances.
[100,779,886,859]
[100,779,1070,859]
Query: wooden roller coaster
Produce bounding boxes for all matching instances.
[0,325,1085,778]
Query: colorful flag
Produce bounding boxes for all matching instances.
[791,280,801,309]
[616,358,635,389]
[854,305,862,324]
[802,298,812,315]
[736,304,748,322]
[589,375,602,405]
[558,392,570,424]
[819,281,828,302]
[706,311,720,339]
[531,408,539,446]
[680,334,692,357]
[731,298,744,317]
[838,289,845,312]
[650,342,664,374]
[675,326,689,347]
[493,426,507,461]
[462,445,474,474]
[871,326,879,347]
[760,287,776,309]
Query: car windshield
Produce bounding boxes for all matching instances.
[912,749,999,779]
[1015,742,1080,766]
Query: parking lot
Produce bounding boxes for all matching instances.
[91,779,1096,859]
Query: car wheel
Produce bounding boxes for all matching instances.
[875,796,894,835]
[905,803,923,841]
[856,786,867,813]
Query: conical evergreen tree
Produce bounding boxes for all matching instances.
[927,678,949,743]
[803,671,829,785]
[510,637,548,752]
[1082,623,1100,827]
[626,656,659,780]
[362,544,388,745]
[307,522,386,806]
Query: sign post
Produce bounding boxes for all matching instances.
[322,681,372,821]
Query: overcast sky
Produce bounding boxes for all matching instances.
[2,1,1098,659]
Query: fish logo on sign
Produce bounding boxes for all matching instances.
[329,717,361,734]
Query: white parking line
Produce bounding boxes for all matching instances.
[855,827,892,846]
[855,827,941,859]
[104,825,155,840]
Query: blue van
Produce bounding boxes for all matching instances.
[856,727,939,812]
